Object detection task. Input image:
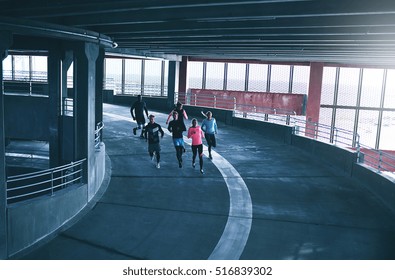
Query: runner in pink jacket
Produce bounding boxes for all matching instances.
[187,118,205,174]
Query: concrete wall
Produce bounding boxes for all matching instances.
[4,95,50,141]
[232,117,293,144]
[352,164,395,214]
[109,93,170,112]
[291,134,358,176]
[183,105,234,125]
[6,144,107,257]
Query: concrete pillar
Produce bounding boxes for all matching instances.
[74,42,99,200]
[48,47,62,167]
[167,61,179,109]
[62,50,73,99]
[178,56,188,96]
[95,49,104,127]
[306,62,324,136]
[0,30,12,259]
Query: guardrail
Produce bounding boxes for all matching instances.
[177,91,394,175]
[182,91,236,110]
[110,82,168,96]
[359,146,395,174]
[95,121,104,148]
[6,158,86,205]
[63,97,73,116]
[292,118,360,148]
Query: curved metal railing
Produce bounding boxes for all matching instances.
[359,145,395,175]
[177,91,394,175]
[6,159,86,204]
[95,121,104,148]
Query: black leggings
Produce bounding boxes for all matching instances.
[149,151,160,163]
[175,146,183,162]
[205,133,216,154]
[192,144,203,169]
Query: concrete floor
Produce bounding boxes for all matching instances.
[20,103,395,260]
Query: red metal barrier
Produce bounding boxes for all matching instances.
[190,89,306,115]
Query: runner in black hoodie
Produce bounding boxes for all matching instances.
[143,114,164,168]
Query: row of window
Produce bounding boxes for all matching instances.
[2,55,394,150]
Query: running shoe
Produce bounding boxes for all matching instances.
[209,154,213,160]
[200,169,204,174]
[133,127,137,135]
[192,162,195,168]
[156,162,160,169]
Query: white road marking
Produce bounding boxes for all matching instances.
[104,111,252,260]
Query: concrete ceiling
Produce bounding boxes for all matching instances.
[1,0,395,65]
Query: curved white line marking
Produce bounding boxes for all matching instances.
[207,150,252,260]
[104,111,253,259]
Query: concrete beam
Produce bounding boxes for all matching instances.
[0,30,13,259]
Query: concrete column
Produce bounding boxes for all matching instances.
[0,30,12,259]
[178,56,188,94]
[95,48,105,127]
[167,61,179,109]
[62,50,73,99]
[74,42,99,200]
[306,62,324,136]
[48,47,62,167]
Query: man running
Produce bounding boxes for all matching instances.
[130,94,149,138]
[201,111,218,160]
[144,114,164,168]
[166,101,188,130]
[168,111,186,168]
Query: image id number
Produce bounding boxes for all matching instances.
[215,266,272,276]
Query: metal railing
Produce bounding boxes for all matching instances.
[178,91,394,175]
[6,158,86,204]
[95,121,104,148]
[181,91,236,110]
[111,82,167,96]
[292,118,360,148]
[63,97,73,116]
[359,146,395,174]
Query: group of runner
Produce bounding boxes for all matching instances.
[130,95,218,174]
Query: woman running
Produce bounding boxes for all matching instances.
[201,111,218,160]
[187,118,205,174]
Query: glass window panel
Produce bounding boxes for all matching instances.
[163,60,169,96]
[337,67,360,106]
[292,65,310,94]
[248,63,267,92]
[358,110,379,148]
[105,58,122,94]
[270,64,290,93]
[31,56,47,82]
[188,61,204,89]
[380,111,395,150]
[384,69,395,109]
[14,55,30,80]
[125,59,142,95]
[227,63,246,91]
[321,67,337,105]
[206,62,224,90]
[334,108,356,133]
[144,59,162,96]
[360,68,383,108]
[3,55,12,80]
[318,107,333,127]
[67,62,73,89]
